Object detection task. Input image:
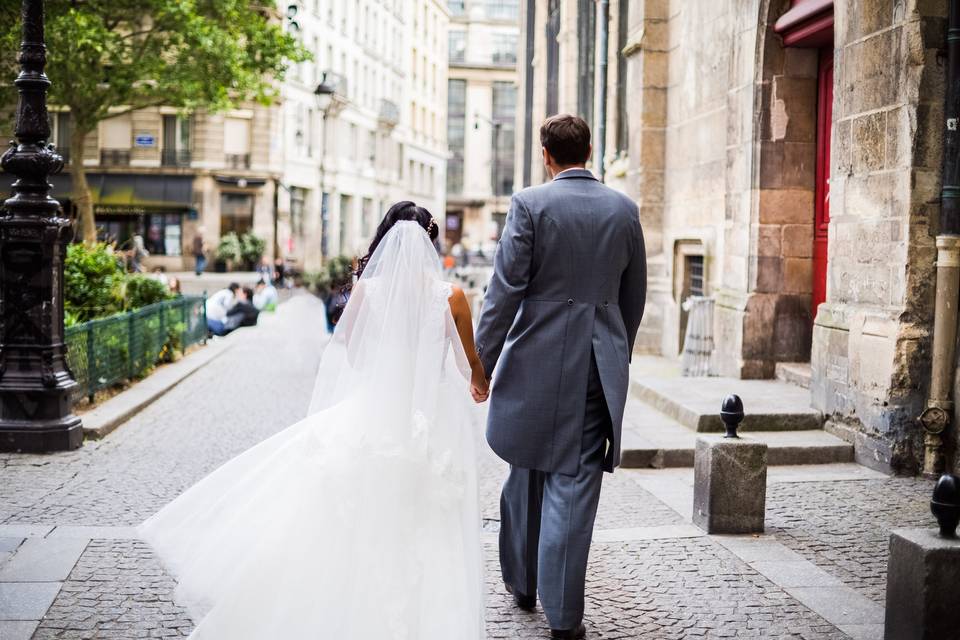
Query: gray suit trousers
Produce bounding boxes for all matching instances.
[498,353,610,630]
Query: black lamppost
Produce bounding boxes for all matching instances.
[0,0,82,452]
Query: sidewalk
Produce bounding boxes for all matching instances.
[0,307,937,639]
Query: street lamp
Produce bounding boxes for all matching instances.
[475,112,503,199]
[314,72,344,262]
[0,0,83,451]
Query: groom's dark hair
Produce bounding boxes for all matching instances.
[540,114,591,165]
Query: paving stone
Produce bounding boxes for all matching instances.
[766,477,935,602]
[0,538,88,582]
[0,539,24,553]
[0,582,62,620]
[0,620,39,640]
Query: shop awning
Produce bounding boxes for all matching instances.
[4,172,195,216]
[774,0,833,48]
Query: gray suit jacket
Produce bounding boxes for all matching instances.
[476,169,646,475]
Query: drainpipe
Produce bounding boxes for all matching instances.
[920,0,960,477]
[595,0,609,181]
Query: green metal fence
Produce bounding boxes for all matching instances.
[64,295,207,403]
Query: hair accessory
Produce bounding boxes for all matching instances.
[427,217,438,235]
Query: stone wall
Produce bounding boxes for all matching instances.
[811,0,942,473]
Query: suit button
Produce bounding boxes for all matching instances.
[567,299,574,306]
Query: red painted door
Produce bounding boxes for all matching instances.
[812,48,833,320]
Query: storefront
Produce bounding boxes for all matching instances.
[44,173,196,258]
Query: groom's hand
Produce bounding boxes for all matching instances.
[470,367,490,403]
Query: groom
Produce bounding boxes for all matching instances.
[475,114,646,639]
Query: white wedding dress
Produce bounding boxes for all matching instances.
[139,222,486,639]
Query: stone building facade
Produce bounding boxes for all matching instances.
[43,0,450,274]
[516,0,949,473]
[445,0,520,251]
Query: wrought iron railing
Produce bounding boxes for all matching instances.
[225,153,251,169]
[64,295,207,403]
[161,149,192,167]
[99,148,131,166]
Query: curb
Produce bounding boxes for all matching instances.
[80,336,238,440]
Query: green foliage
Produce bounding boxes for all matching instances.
[64,242,125,323]
[0,1,311,134]
[216,232,243,264]
[240,232,266,266]
[122,274,173,310]
[307,256,354,298]
[327,256,355,288]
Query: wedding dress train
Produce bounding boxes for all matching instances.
[139,222,486,639]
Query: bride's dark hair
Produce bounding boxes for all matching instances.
[331,202,438,325]
[355,201,438,279]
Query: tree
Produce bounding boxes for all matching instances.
[0,0,308,243]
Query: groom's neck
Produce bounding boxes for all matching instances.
[549,164,586,179]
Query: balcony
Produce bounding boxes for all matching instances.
[378,99,400,128]
[100,149,131,166]
[161,149,192,167]
[225,153,251,169]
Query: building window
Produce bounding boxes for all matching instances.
[447,79,466,195]
[223,117,251,168]
[220,192,254,236]
[290,187,306,238]
[492,81,516,196]
[362,197,373,238]
[146,213,183,256]
[52,112,71,163]
[447,0,466,17]
[491,32,518,65]
[162,115,191,167]
[481,0,519,21]
[577,0,596,127]
[448,30,466,64]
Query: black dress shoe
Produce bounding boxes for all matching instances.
[504,583,536,610]
[550,623,586,639]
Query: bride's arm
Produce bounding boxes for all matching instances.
[448,286,489,403]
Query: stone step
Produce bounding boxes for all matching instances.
[775,362,812,389]
[619,396,853,469]
[629,366,823,433]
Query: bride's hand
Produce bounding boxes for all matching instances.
[470,366,489,403]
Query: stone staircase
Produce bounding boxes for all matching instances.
[619,357,853,469]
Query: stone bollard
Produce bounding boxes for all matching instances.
[692,395,768,534]
[884,474,960,640]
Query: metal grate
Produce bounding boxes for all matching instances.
[687,255,705,297]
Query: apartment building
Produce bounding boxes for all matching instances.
[444,0,519,250]
[42,0,449,273]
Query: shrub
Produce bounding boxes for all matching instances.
[122,275,173,310]
[240,232,266,267]
[216,233,243,264]
[309,256,353,299]
[64,243,124,323]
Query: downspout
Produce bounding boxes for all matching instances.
[595,0,609,181]
[920,0,960,477]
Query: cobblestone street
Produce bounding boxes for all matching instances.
[0,295,938,639]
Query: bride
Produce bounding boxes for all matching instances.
[139,202,490,639]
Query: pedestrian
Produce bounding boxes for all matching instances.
[205,282,239,336]
[193,227,207,276]
[475,114,646,640]
[256,256,273,284]
[443,253,456,272]
[140,203,487,639]
[273,257,286,288]
[252,279,279,311]
[131,233,149,273]
[222,287,260,333]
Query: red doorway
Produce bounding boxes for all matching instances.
[812,49,833,319]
